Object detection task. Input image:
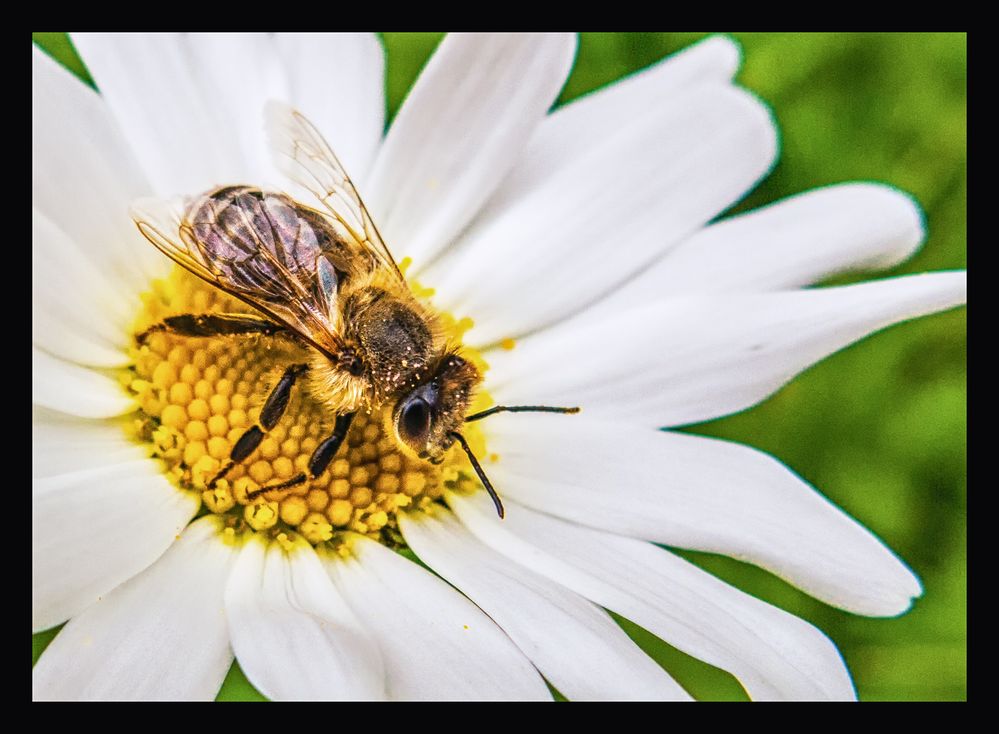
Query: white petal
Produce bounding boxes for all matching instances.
[449,493,856,701]
[601,183,926,312]
[274,33,385,185]
[365,33,577,266]
[33,209,136,367]
[475,34,741,225]
[184,34,290,187]
[224,534,385,700]
[399,511,690,701]
[425,83,778,347]
[323,535,550,701]
[32,406,146,479]
[485,413,921,616]
[33,516,237,701]
[32,45,162,290]
[487,272,967,427]
[70,33,249,194]
[32,458,199,632]
[32,347,136,419]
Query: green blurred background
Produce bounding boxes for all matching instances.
[32,32,966,701]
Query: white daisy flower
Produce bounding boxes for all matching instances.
[32,32,966,701]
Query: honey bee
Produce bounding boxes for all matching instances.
[131,102,577,518]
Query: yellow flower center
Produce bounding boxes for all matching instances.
[120,266,494,550]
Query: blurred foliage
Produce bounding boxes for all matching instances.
[32,32,965,701]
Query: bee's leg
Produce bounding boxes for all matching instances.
[208,363,309,488]
[247,412,356,498]
[137,313,285,344]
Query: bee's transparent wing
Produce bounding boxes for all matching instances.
[131,191,344,358]
[265,101,405,283]
[131,195,217,282]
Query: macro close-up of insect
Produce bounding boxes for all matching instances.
[131,102,577,518]
[33,32,964,702]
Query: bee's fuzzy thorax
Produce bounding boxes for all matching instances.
[306,351,369,416]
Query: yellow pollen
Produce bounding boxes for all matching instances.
[123,266,495,549]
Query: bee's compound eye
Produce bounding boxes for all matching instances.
[399,397,432,442]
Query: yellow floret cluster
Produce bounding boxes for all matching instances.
[121,266,491,549]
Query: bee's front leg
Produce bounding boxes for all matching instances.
[246,412,356,498]
[208,362,309,488]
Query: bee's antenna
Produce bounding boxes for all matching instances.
[464,405,581,423]
[449,431,505,519]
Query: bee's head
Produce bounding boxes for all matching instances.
[391,351,480,462]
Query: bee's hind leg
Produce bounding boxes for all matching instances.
[137,313,285,345]
[246,412,356,499]
[208,362,309,489]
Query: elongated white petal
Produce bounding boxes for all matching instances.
[450,493,856,701]
[487,272,967,427]
[601,183,926,312]
[184,34,290,187]
[33,209,136,367]
[70,33,248,194]
[32,347,136,419]
[33,516,237,701]
[323,535,549,701]
[475,34,741,224]
[484,413,921,616]
[32,458,198,632]
[400,511,690,701]
[274,33,385,185]
[426,83,777,347]
[32,45,161,290]
[32,406,146,479]
[224,534,385,701]
[365,33,577,266]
